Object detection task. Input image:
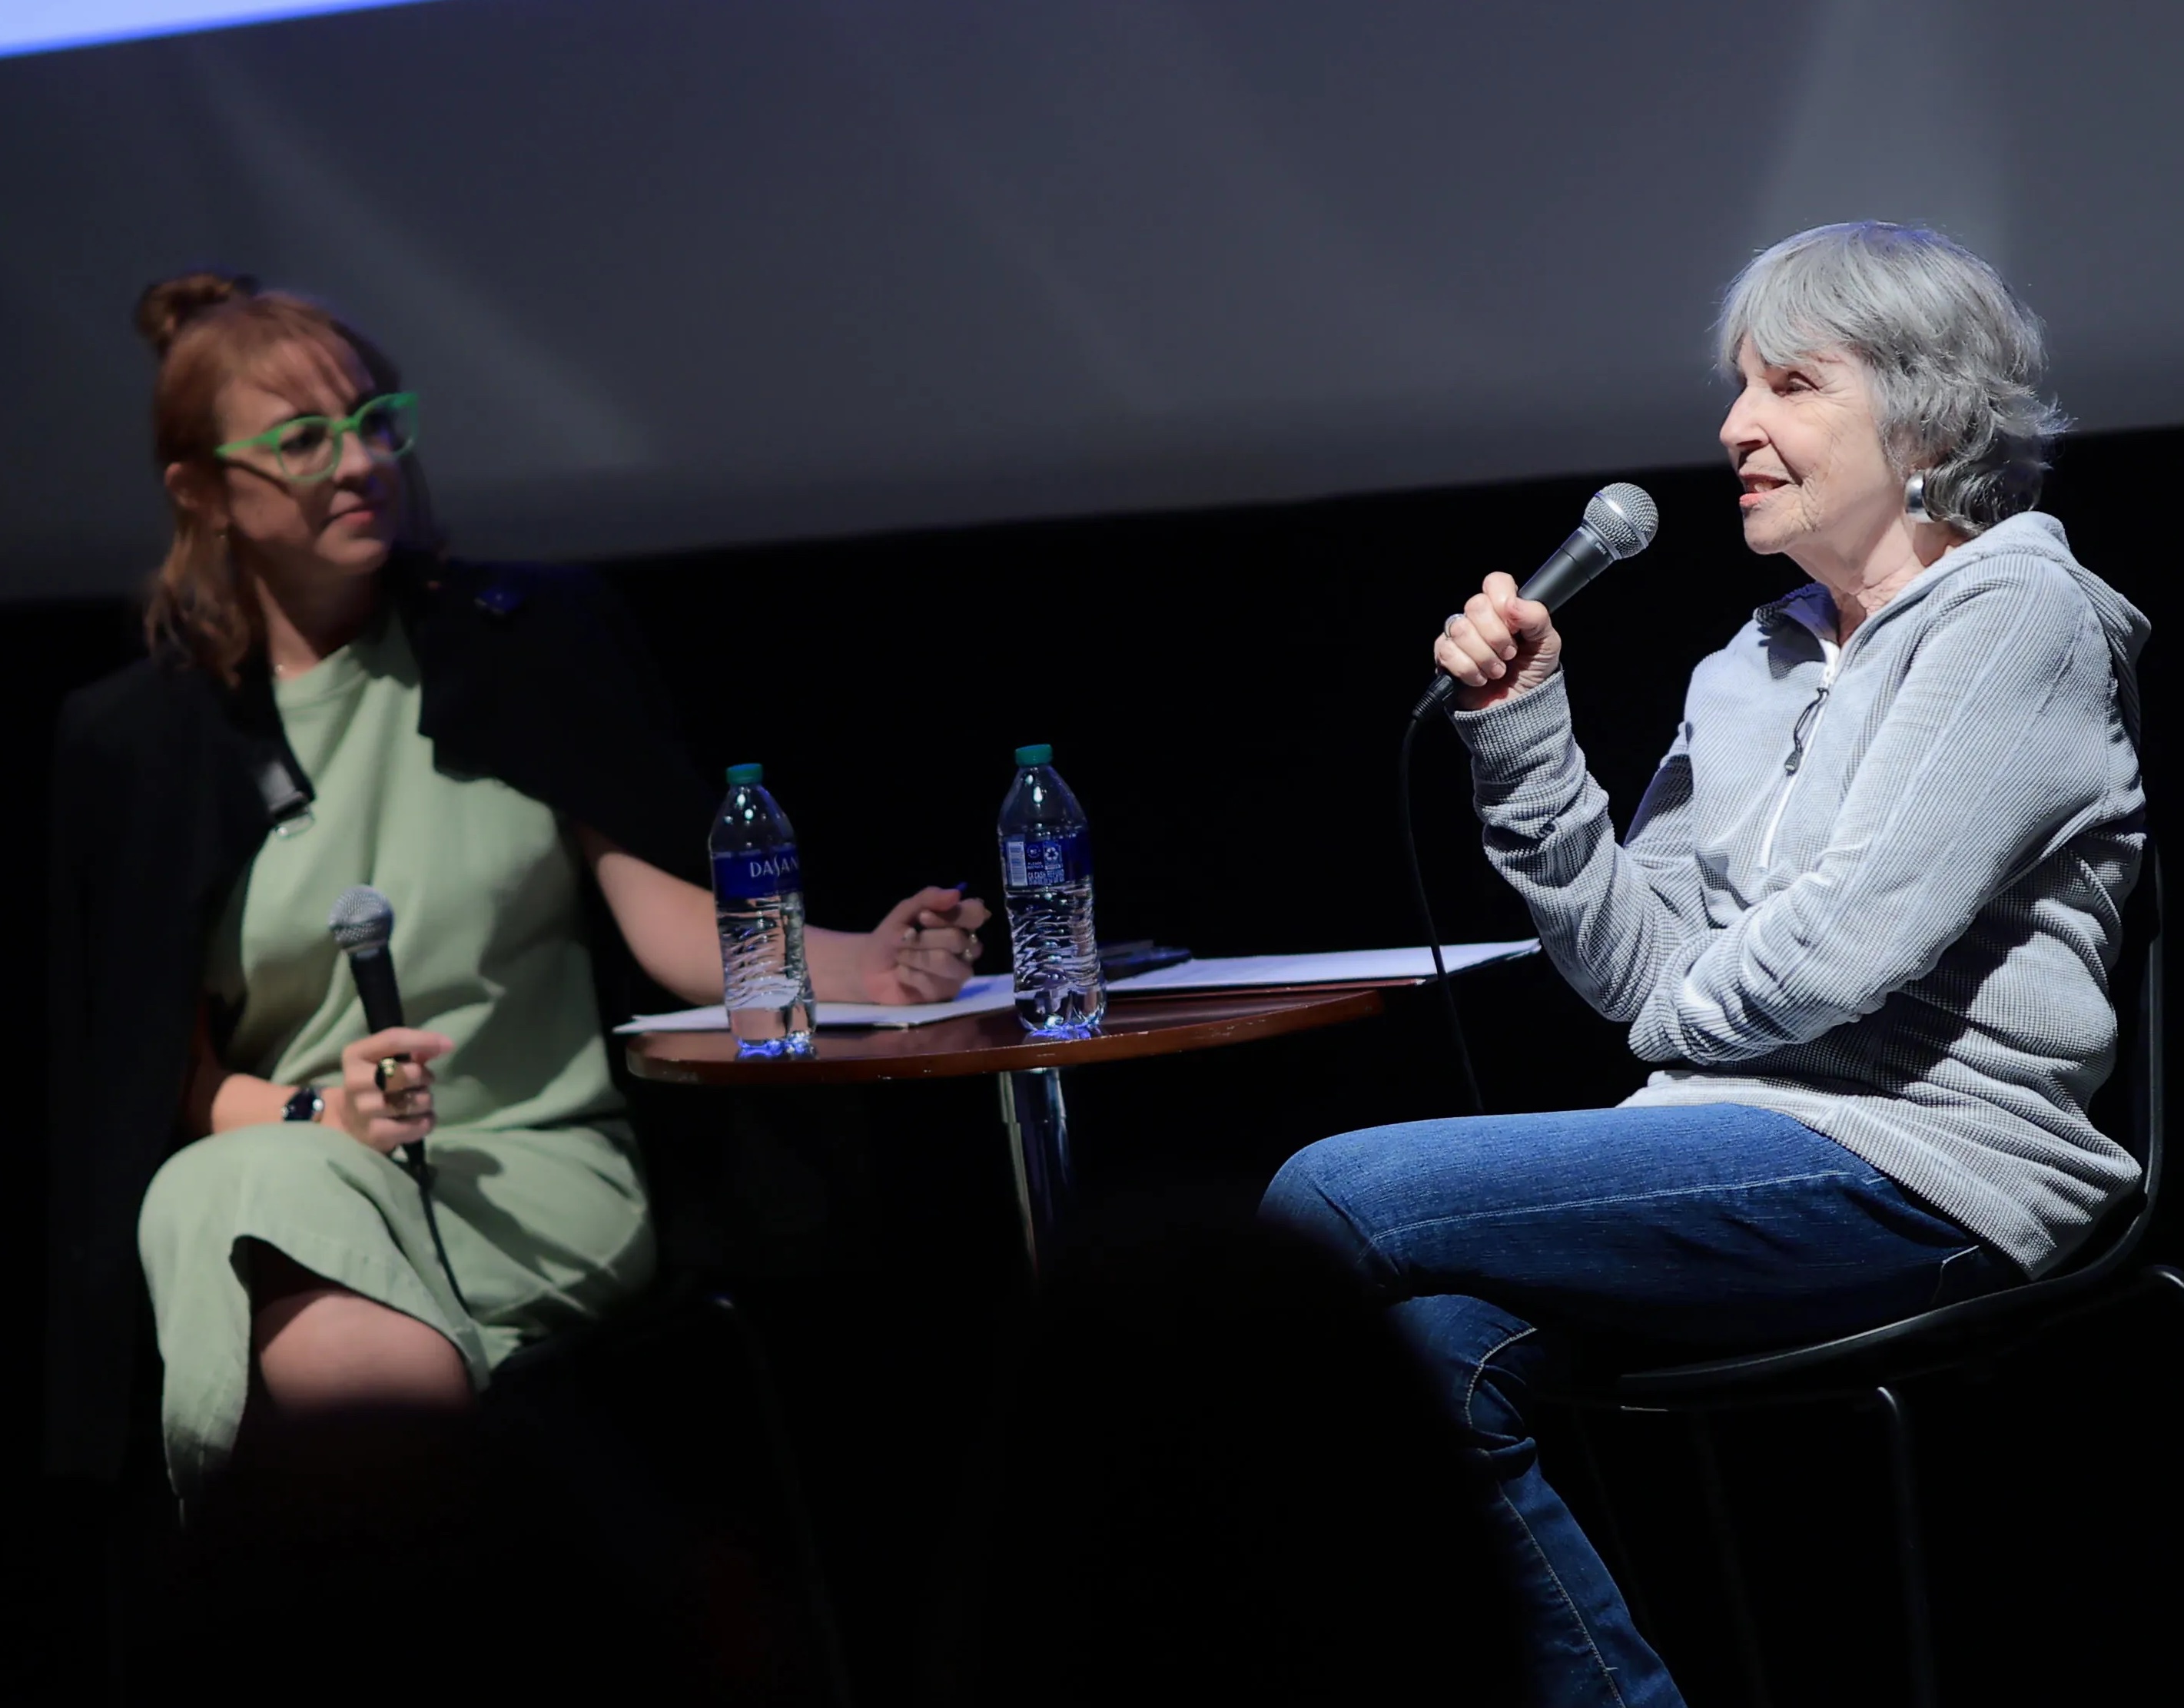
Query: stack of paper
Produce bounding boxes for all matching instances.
[616,942,1537,1034]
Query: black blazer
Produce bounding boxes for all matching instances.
[44,552,713,1481]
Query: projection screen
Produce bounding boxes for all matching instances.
[3,0,2180,598]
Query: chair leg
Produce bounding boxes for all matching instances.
[1688,1412,1773,1708]
[1872,1385,1938,1708]
[1565,1408,1657,1642]
[709,1294,858,1708]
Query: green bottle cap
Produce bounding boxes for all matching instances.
[1014,743,1054,767]
[726,762,765,786]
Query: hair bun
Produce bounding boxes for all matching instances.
[134,270,261,358]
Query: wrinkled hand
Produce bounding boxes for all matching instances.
[1433,572,1563,711]
[856,887,993,1004]
[324,1027,454,1154]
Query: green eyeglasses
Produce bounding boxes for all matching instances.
[215,392,419,483]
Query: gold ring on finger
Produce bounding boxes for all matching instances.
[375,1056,403,1092]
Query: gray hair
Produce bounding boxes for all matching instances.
[1716,223,2069,535]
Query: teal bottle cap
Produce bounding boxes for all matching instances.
[1014,743,1053,767]
[726,762,765,785]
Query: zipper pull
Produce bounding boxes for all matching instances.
[1783,684,1831,776]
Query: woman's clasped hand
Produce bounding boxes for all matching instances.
[856,884,991,1004]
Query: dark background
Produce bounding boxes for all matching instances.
[9,429,2177,1701]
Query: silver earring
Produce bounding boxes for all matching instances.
[1904,473,1933,523]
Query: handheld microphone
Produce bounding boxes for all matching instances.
[327,885,421,1172]
[1416,482,1659,716]
[329,884,402,1031]
[327,884,470,1308]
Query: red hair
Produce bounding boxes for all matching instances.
[136,271,439,682]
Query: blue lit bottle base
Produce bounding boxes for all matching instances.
[1016,997,1104,1040]
[725,1000,815,1059]
[734,1034,815,1059]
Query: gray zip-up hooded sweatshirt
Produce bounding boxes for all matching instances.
[1452,511,2147,1276]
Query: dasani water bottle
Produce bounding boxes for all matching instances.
[997,743,1105,1035]
[710,762,815,1056]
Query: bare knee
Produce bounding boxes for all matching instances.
[247,1242,470,1414]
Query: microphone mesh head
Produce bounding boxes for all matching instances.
[327,885,394,951]
[1585,483,1660,559]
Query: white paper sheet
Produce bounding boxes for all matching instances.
[1104,941,1538,993]
[615,942,1537,1033]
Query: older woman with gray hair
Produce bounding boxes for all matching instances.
[1263,222,2146,1706]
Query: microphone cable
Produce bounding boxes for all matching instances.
[1394,483,1658,1116]
[1399,701,1486,1116]
[397,1145,472,1317]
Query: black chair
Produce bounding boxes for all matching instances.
[1565,851,2173,1708]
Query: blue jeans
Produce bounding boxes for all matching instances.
[1260,1103,2014,1708]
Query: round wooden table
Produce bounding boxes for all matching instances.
[626,987,1389,1269]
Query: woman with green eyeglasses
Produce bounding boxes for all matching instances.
[44,271,991,1495]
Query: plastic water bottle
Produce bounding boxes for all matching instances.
[709,762,815,1056]
[997,743,1105,1036]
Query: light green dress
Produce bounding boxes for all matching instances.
[137,613,656,1493]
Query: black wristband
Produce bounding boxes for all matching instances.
[283,1085,325,1123]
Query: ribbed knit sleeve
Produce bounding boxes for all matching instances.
[1449,672,1710,1024]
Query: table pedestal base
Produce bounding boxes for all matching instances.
[998,1066,1075,1273]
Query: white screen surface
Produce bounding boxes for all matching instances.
[4,0,2181,599]
[0,1,440,59]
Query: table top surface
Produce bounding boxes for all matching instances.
[623,985,1390,1086]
